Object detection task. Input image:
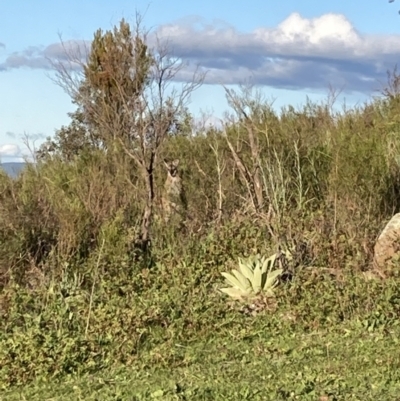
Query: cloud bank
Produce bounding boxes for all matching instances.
[1,13,399,92]
[0,40,90,72]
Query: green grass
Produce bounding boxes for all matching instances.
[3,272,400,401]
[4,323,400,400]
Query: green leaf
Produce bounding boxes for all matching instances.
[232,269,252,292]
[238,260,255,281]
[263,268,283,291]
[220,287,247,299]
[221,272,244,290]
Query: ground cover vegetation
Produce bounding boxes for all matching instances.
[2,16,400,400]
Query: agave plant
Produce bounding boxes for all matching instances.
[220,253,283,300]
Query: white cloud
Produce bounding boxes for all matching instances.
[0,144,21,157]
[153,13,400,92]
[1,13,399,93]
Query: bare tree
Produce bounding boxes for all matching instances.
[49,14,204,251]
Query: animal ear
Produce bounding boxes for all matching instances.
[163,159,170,169]
[172,159,180,167]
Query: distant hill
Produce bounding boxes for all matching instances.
[1,162,26,178]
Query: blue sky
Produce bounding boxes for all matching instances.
[1,0,400,161]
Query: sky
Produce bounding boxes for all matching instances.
[1,0,400,162]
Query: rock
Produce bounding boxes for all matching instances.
[374,213,400,275]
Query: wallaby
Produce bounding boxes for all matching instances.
[162,159,187,224]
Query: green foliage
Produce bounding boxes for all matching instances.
[3,268,400,399]
[6,18,400,400]
[79,19,152,145]
[38,19,153,161]
[220,253,283,300]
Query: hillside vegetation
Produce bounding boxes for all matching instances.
[2,18,400,400]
